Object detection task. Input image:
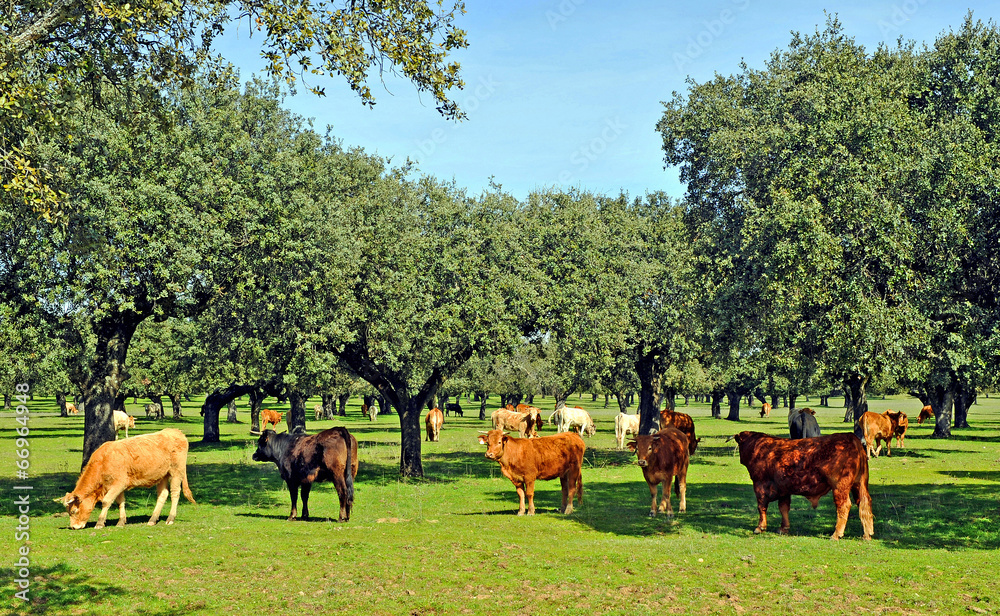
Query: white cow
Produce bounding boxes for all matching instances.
[614,412,640,449]
[550,405,596,437]
[113,410,135,439]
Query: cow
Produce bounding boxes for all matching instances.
[894,412,909,449]
[659,408,700,454]
[66,402,79,415]
[550,406,595,437]
[491,408,536,438]
[627,426,689,517]
[313,403,324,421]
[56,428,195,529]
[855,410,906,458]
[917,405,934,425]
[144,402,163,419]
[261,408,283,431]
[425,407,444,442]
[113,410,135,439]
[252,427,357,521]
[614,412,640,450]
[363,403,378,422]
[759,402,772,418]
[730,431,874,540]
[445,402,463,417]
[477,429,584,516]
[789,408,821,439]
[517,404,544,434]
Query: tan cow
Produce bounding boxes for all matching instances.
[917,405,934,425]
[478,430,585,515]
[66,402,79,415]
[856,410,907,458]
[614,412,640,450]
[113,410,135,439]
[313,403,324,421]
[491,408,535,438]
[261,408,283,431]
[425,407,444,442]
[551,406,595,437]
[56,429,195,529]
[759,402,772,418]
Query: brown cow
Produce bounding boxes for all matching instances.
[477,430,584,515]
[261,408,283,431]
[491,408,536,438]
[659,408,700,454]
[917,405,934,425]
[894,413,909,449]
[856,410,906,458]
[516,404,544,435]
[425,407,444,442]
[627,426,689,517]
[759,402,772,418]
[731,431,874,540]
[56,428,195,529]
[252,427,358,521]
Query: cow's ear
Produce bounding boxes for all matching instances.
[477,434,488,445]
[626,441,637,452]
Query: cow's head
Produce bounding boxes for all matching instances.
[55,492,98,530]
[477,430,507,460]
[252,429,277,462]
[627,434,660,467]
[584,421,596,437]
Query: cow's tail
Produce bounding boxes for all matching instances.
[338,426,355,513]
[853,448,875,540]
[181,468,196,504]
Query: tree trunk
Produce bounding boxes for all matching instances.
[3,393,10,409]
[725,391,742,421]
[477,391,489,421]
[770,394,779,410]
[711,388,724,419]
[635,354,663,435]
[926,381,956,439]
[843,384,855,422]
[226,399,238,423]
[202,384,257,442]
[844,373,869,423]
[604,393,610,408]
[169,393,183,419]
[81,314,142,467]
[662,386,677,412]
[614,392,630,415]
[787,386,798,414]
[953,380,973,429]
[321,393,335,419]
[398,396,428,477]
[287,390,307,434]
[57,392,68,417]
[337,393,349,416]
[248,388,266,433]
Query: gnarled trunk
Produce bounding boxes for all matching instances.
[201,384,257,442]
[711,389,724,419]
[636,353,662,435]
[287,390,307,433]
[226,399,238,423]
[169,393,183,418]
[725,391,742,421]
[476,391,489,420]
[57,392,68,417]
[953,380,974,429]
[337,393,349,416]
[844,373,868,424]
[248,388,266,433]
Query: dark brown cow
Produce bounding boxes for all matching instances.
[731,431,874,540]
[917,405,934,425]
[659,408,700,454]
[627,426,689,517]
[252,427,357,521]
[477,429,584,515]
[425,407,444,442]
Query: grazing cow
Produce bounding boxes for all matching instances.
[491,408,536,438]
[614,412,640,450]
[144,402,163,419]
[855,411,906,458]
[313,403,324,421]
[425,407,444,442]
[627,426,689,517]
[477,429,584,515]
[56,429,195,529]
[363,403,378,422]
[445,402,463,417]
[66,402,79,415]
[759,402,772,418]
[113,410,135,439]
[659,408,700,454]
[261,408,283,431]
[917,405,934,425]
[252,427,357,521]
[894,412,909,449]
[731,431,874,540]
[789,408,821,439]
[551,406,595,437]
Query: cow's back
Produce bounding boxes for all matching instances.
[651,427,689,479]
[84,429,189,490]
[502,432,585,481]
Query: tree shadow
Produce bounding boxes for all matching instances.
[1,563,200,615]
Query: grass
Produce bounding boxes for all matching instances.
[2,394,999,615]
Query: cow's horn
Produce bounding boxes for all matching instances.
[724,434,736,443]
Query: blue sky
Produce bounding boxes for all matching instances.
[215,1,1000,201]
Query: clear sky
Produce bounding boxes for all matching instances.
[214,1,1000,201]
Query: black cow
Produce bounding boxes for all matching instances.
[789,408,821,439]
[445,402,463,417]
[252,427,357,521]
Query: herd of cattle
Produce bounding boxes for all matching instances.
[56,400,939,540]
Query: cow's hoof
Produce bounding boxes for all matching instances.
[779,527,790,535]
[117,519,127,527]
[648,511,656,518]
[147,520,157,526]
[753,527,763,534]
[95,523,105,530]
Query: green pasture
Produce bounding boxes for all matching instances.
[3,395,999,615]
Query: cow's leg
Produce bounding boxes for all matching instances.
[334,475,350,522]
[525,480,536,515]
[777,496,791,534]
[148,476,171,525]
[300,483,312,520]
[754,491,769,533]
[677,474,687,513]
[648,481,659,517]
[515,483,527,516]
[831,488,852,540]
[114,492,127,527]
[560,476,570,514]
[95,486,124,529]
[661,479,674,517]
[164,473,183,524]
[287,483,300,521]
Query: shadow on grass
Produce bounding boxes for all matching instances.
[1,563,200,615]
